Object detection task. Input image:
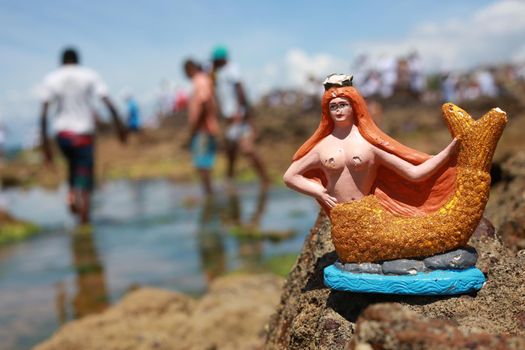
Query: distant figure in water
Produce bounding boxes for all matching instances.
[211,46,269,188]
[183,59,220,196]
[39,47,127,226]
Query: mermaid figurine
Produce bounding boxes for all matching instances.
[284,74,507,295]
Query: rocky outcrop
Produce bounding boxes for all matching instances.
[265,213,525,349]
[485,152,525,253]
[36,274,283,350]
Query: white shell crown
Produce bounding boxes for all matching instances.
[323,74,353,91]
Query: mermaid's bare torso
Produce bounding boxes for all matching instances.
[314,130,377,203]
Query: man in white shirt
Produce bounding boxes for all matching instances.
[40,48,126,226]
[211,46,269,188]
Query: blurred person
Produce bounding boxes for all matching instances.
[395,58,412,94]
[517,63,525,82]
[24,126,40,150]
[351,54,371,88]
[302,74,322,111]
[359,70,382,98]
[408,51,425,99]
[183,59,220,196]
[476,68,498,98]
[502,64,518,83]
[157,79,175,119]
[0,113,5,214]
[352,66,382,126]
[283,91,298,106]
[441,72,458,102]
[355,70,383,126]
[377,54,397,98]
[174,88,189,113]
[39,47,127,226]
[211,46,269,188]
[458,75,481,101]
[124,93,141,133]
[515,63,525,94]
[0,113,6,163]
[497,64,521,97]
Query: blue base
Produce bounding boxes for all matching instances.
[324,264,486,295]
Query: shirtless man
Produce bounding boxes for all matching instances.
[184,59,220,195]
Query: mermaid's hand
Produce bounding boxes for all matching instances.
[317,190,338,209]
[448,138,461,157]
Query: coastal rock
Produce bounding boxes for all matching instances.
[485,152,525,253]
[352,304,525,350]
[265,213,525,349]
[36,274,284,350]
[36,288,195,350]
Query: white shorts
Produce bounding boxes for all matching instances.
[225,123,252,142]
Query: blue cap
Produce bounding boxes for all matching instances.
[211,45,228,60]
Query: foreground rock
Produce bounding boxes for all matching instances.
[36,274,283,350]
[265,213,525,349]
[352,304,525,350]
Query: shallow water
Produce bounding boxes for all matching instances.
[0,180,318,350]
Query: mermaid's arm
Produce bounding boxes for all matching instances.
[373,138,459,182]
[283,151,338,208]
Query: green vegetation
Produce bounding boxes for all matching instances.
[262,253,298,277]
[0,220,40,245]
[229,225,296,242]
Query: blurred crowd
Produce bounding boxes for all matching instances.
[350,51,525,104]
[262,51,525,110]
[438,64,525,103]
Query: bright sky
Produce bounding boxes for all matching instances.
[1,0,524,147]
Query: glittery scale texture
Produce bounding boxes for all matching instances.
[330,103,507,263]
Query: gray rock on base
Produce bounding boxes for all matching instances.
[334,261,344,270]
[343,262,383,274]
[335,247,479,275]
[423,247,478,270]
[381,259,428,275]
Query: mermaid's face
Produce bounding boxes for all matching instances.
[328,97,353,124]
